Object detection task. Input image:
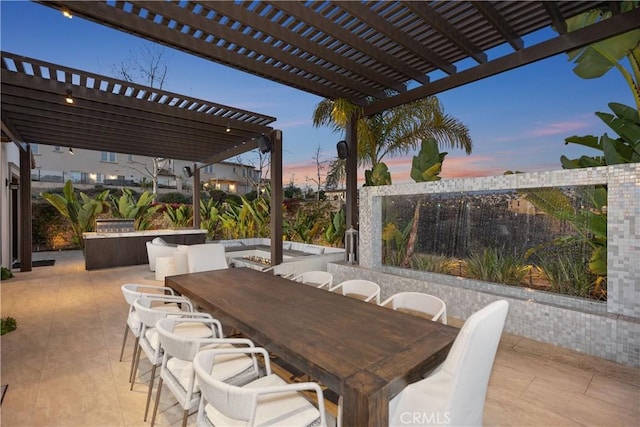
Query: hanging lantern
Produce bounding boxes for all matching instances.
[345,226,358,264]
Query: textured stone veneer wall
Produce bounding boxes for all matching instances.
[346,164,639,367]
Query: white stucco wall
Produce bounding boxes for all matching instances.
[1,141,21,268]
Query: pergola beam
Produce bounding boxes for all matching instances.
[364,7,640,116]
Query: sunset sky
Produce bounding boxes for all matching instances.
[1,1,634,186]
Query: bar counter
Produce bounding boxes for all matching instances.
[82,229,205,270]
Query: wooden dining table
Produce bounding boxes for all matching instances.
[166,267,458,427]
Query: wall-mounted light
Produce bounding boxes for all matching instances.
[5,179,19,191]
[225,122,231,133]
[68,148,74,155]
[62,9,73,19]
[65,90,74,104]
[183,166,193,178]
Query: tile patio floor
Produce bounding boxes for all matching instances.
[1,250,638,426]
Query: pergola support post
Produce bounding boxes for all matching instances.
[192,163,201,229]
[19,143,32,272]
[270,129,283,266]
[345,115,358,231]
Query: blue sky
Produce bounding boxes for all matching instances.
[1,1,634,185]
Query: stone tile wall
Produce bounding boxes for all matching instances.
[348,164,639,367]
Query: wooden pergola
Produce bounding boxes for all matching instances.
[1,52,277,271]
[3,1,638,272]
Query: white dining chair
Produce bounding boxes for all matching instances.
[291,271,333,289]
[119,284,180,365]
[389,300,509,426]
[131,294,213,422]
[151,317,261,427]
[193,347,327,427]
[381,292,448,324]
[262,263,297,279]
[331,279,381,304]
[186,243,228,273]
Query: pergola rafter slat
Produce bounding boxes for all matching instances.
[36,1,625,110]
[1,51,275,162]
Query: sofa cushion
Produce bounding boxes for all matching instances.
[152,237,168,246]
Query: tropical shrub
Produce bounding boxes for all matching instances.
[562,2,640,110]
[219,196,270,239]
[537,254,602,299]
[200,198,222,239]
[32,202,70,250]
[464,248,530,286]
[157,192,191,204]
[163,203,193,228]
[364,162,392,186]
[1,267,13,281]
[324,209,346,247]
[41,180,110,247]
[410,254,458,275]
[109,188,160,230]
[283,201,331,244]
[1,316,17,335]
[381,222,411,266]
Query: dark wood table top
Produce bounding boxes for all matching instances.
[167,267,458,427]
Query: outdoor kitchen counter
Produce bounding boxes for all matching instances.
[82,229,206,270]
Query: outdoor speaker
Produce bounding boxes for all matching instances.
[337,140,348,159]
[256,134,272,153]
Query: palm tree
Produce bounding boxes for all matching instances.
[312,96,472,172]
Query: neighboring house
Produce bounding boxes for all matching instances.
[30,144,261,195]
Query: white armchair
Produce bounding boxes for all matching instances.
[146,238,178,271]
[194,347,327,427]
[186,243,228,273]
[381,292,447,324]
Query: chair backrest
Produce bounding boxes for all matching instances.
[194,348,271,422]
[292,271,333,289]
[133,295,192,328]
[389,300,508,427]
[156,317,219,361]
[263,263,297,279]
[333,279,380,303]
[382,292,447,324]
[121,283,175,306]
[187,243,228,273]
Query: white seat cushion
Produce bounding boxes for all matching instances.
[145,321,213,351]
[203,374,321,426]
[167,343,255,393]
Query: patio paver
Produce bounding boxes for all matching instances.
[1,250,638,426]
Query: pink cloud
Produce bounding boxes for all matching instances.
[283,154,561,187]
[489,117,592,142]
[386,155,506,182]
[528,120,590,137]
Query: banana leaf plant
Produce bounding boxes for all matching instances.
[563,2,640,110]
[200,198,222,239]
[163,203,193,228]
[219,195,271,239]
[109,188,159,230]
[325,209,346,246]
[41,180,110,248]
[364,162,392,186]
[561,103,640,168]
